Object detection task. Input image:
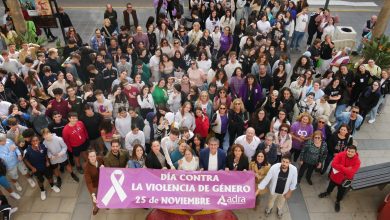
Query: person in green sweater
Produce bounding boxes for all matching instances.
[133,59,151,84]
[298,130,328,185]
[152,78,168,106]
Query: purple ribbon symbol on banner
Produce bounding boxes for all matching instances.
[101,169,127,206]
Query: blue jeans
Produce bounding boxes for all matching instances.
[369,96,384,120]
[335,103,347,118]
[290,31,305,49]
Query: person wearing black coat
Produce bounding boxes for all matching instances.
[145,141,171,169]
[306,8,322,46]
[357,82,381,129]
[4,73,29,99]
[0,83,17,103]
[225,144,249,171]
[256,133,278,165]
[57,7,73,29]
[350,65,372,106]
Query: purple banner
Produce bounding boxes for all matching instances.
[97,168,256,210]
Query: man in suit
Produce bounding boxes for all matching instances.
[199,137,226,171]
[123,3,139,34]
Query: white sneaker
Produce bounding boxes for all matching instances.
[14,182,22,192]
[10,207,18,215]
[41,191,47,200]
[368,119,376,124]
[27,178,36,188]
[51,185,61,193]
[10,192,21,200]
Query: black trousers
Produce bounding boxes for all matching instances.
[306,27,317,46]
[322,153,334,174]
[326,180,347,202]
[0,195,12,220]
[298,162,316,180]
[290,148,302,162]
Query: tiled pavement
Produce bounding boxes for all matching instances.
[1,2,390,220]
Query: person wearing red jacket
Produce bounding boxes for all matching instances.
[318,145,361,212]
[62,112,89,174]
[194,107,209,139]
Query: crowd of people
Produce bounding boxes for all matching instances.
[0,0,388,218]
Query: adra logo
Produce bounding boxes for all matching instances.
[217,195,227,206]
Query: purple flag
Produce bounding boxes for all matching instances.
[97,168,256,210]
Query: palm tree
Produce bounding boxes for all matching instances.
[6,0,26,34]
[372,0,390,38]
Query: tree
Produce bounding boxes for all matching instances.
[372,0,390,38]
[6,0,26,34]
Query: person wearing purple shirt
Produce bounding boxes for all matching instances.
[230,67,245,98]
[218,27,233,58]
[238,74,263,114]
[290,112,313,162]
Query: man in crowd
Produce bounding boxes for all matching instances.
[62,112,89,174]
[318,145,361,212]
[199,137,226,171]
[257,154,297,218]
[103,139,129,168]
[234,127,261,159]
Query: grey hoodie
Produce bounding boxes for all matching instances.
[43,134,68,164]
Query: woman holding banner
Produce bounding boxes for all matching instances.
[178,146,199,171]
[84,148,105,215]
[145,140,172,169]
[127,144,146,168]
[225,144,249,171]
[249,150,270,192]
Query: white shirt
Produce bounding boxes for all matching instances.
[179,156,199,171]
[234,135,261,159]
[295,14,309,32]
[125,131,145,152]
[0,101,11,118]
[161,136,178,167]
[256,20,271,34]
[208,152,218,171]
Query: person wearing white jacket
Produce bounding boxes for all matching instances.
[115,107,132,146]
[174,102,196,131]
[42,129,79,186]
[125,124,145,152]
[257,155,297,218]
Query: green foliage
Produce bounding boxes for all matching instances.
[15,32,46,49]
[362,35,390,69]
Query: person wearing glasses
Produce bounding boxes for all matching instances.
[210,104,229,147]
[290,112,313,162]
[274,123,292,162]
[297,130,328,185]
[334,106,363,135]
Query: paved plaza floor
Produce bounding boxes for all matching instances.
[1,1,390,219]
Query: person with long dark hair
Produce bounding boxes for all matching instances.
[226,144,249,171]
[321,124,352,175]
[239,74,263,114]
[356,81,381,129]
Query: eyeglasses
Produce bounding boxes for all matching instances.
[314,136,322,139]
[234,103,241,105]
[174,42,179,44]
[220,91,226,94]
[318,121,325,124]
[219,107,226,110]
[352,110,359,114]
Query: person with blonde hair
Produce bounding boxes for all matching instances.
[178,145,199,171]
[228,98,249,146]
[290,112,313,162]
[101,18,117,47]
